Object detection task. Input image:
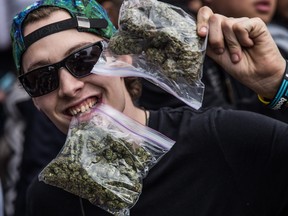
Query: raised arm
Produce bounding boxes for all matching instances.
[196,6,287,102]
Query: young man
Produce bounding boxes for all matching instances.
[11,0,288,215]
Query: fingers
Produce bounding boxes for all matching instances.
[196,7,270,64]
[206,16,256,63]
[221,17,250,63]
[196,6,214,37]
[208,14,226,55]
[197,6,226,54]
[231,19,255,48]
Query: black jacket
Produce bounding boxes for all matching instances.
[26,106,288,216]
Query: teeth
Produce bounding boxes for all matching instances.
[81,105,85,113]
[69,98,98,116]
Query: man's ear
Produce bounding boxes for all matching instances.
[32,98,41,111]
[117,54,133,64]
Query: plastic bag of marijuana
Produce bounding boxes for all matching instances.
[92,0,207,109]
[38,103,175,216]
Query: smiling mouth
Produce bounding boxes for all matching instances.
[254,1,271,13]
[68,97,100,116]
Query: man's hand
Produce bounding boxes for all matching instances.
[196,6,286,99]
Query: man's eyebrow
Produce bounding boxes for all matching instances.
[64,42,92,56]
[27,60,50,72]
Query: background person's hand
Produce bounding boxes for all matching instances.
[197,6,286,99]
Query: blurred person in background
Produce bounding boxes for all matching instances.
[97,0,123,27]
[0,71,16,216]
[202,0,276,24]
[0,71,17,173]
[0,0,32,215]
[268,0,288,58]
[0,1,66,216]
[0,67,30,216]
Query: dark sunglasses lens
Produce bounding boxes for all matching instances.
[20,67,59,97]
[66,44,102,77]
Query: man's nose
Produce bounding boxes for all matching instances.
[57,67,84,97]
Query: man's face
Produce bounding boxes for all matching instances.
[205,0,277,23]
[22,10,130,134]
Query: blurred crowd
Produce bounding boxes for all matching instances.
[0,0,288,216]
[0,1,66,216]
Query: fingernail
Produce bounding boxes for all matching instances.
[231,54,240,62]
[200,26,208,34]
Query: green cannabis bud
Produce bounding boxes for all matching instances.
[39,121,153,215]
[109,0,205,84]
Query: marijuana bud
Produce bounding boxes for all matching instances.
[39,116,153,215]
[39,104,174,216]
[109,0,205,84]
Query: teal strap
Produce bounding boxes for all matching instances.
[268,60,288,110]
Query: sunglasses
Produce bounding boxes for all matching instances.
[18,40,106,97]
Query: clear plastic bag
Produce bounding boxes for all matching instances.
[38,104,175,216]
[92,0,207,110]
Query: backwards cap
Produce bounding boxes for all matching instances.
[11,0,117,74]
